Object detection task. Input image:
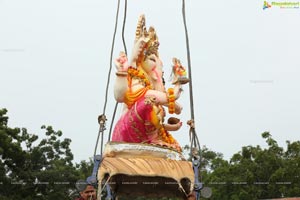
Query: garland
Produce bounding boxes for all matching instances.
[160,127,175,144]
[167,88,175,114]
[127,66,151,87]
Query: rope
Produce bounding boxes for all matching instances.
[122,0,128,55]
[107,102,118,142]
[103,0,121,115]
[94,115,107,156]
[182,0,195,123]
[182,0,200,150]
[182,1,203,197]
[94,0,129,155]
[94,0,121,156]
[97,176,112,200]
[98,176,112,196]
[94,126,102,156]
[107,0,128,142]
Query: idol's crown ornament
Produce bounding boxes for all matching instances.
[135,14,159,57]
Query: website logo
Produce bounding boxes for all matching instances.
[263,1,300,9]
[263,1,272,9]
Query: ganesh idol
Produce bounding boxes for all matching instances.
[111,15,187,152]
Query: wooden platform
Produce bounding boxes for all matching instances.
[98,142,195,199]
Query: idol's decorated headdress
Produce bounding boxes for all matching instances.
[135,14,160,58]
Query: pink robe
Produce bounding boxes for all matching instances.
[112,96,159,143]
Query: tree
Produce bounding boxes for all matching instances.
[0,108,87,199]
[2,108,300,199]
[202,132,300,199]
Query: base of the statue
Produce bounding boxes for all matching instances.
[98,142,195,199]
[103,142,185,160]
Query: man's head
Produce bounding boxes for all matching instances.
[79,184,96,200]
[76,180,96,200]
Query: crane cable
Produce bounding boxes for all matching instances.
[107,0,128,143]
[182,1,203,198]
[121,0,128,56]
[182,0,201,155]
[94,0,123,156]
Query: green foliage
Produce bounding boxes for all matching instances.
[201,132,300,199]
[2,108,300,199]
[75,159,94,180]
[0,108,92,199]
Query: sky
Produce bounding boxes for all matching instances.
[1,0,300,163]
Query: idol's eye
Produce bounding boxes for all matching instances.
[150,58,156,62]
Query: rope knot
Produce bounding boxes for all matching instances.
[192,147,200,158]
[98,114,107,125]
[187,119,195,129]
[98,114,107,132]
